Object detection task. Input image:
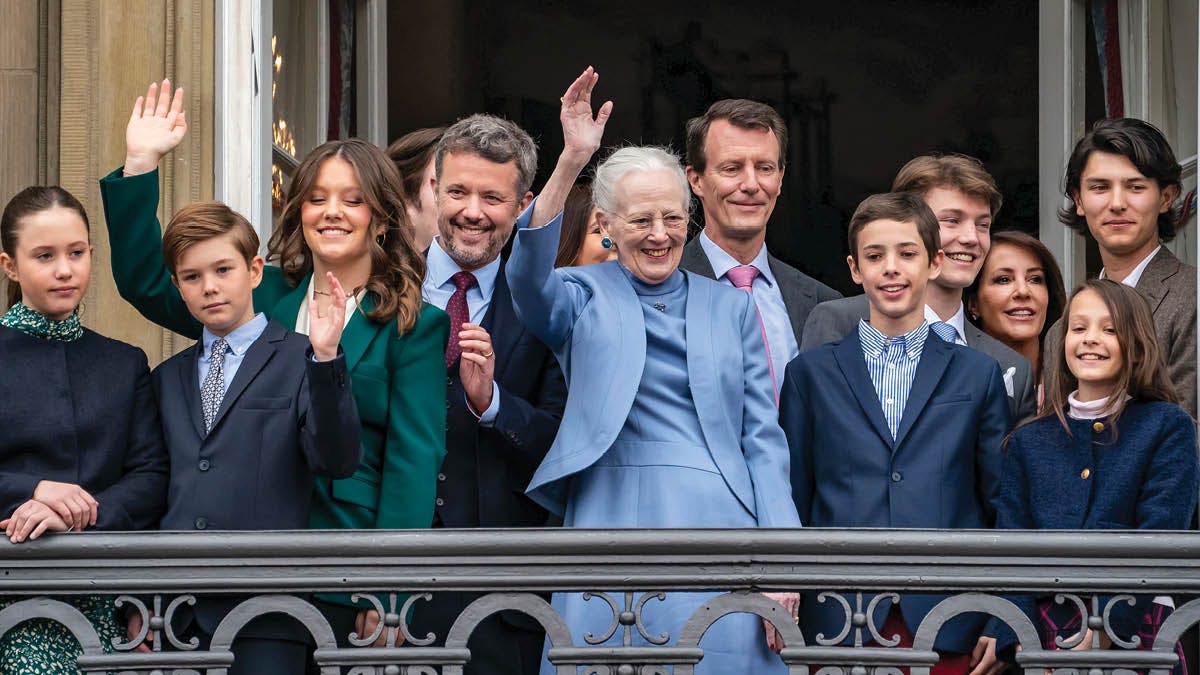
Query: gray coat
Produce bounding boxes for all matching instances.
[679,236,842,345]
[800,294,1038,423]
[1044,246,1196,418]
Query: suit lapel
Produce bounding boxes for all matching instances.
[270,277,308,331]
[768,255,812,343]
[341,294,385,372]
[1134,247,1180,315]
[681,237,718,279]
[177,342,206,438]
[832,332,896,450]
[483,262,520,380]
[207,322,284,434]
[893,335,953,449]
[684,274,755,515]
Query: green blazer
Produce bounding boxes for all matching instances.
[98,167,449,539]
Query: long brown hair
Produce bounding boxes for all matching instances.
[1,186,91,309]
[268,139,426,334]
[1039,279,1177,434]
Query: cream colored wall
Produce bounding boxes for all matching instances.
[53,0,214,364]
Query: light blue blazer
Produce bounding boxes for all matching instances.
[505,204,800,528]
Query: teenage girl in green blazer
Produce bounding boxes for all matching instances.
[99,80,449,644]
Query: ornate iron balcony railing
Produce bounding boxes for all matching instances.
[0,528,1197,674]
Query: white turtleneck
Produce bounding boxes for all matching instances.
[1066,391,1131,420]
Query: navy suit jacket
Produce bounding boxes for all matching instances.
[0,326,167,530]
[152,320,362,637]
[780,327,1011,652]
[436,255,567,529]
[986,401,1199,647]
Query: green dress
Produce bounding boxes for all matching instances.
[0,305,121,673]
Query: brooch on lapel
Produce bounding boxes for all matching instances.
[653,302,666,312]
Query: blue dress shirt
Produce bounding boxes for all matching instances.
[422,238,501,424]
[697,230,797,396]
[197,313,269,394]
[857,319,930,440]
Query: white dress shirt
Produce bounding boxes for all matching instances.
[923,303,968,346]
[697,230,798,396]
[1099,245,1160,288]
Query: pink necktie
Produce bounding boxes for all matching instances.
[445,271,477,368]
[725,264,778,405]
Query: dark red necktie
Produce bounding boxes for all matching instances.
[444,271,477,368]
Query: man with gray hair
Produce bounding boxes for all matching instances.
[409,113,565,675]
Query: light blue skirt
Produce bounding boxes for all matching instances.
[540,440,787,674]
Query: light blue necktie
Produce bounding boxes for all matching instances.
[930,321,959,344]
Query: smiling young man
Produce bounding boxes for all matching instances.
[801,154,1037,423]
[1044,118,1196,417]
[781,192,1011,675]
[680,99,841,399]
[412,113,566,675]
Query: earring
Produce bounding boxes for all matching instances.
[601,237,613,249]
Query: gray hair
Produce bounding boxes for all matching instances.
[434,114,538,195]
[592,146,691,216]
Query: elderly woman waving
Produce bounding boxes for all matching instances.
[503,67,799,674]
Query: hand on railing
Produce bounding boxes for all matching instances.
[1,499,72,543]
[32,479,98,532]
[355,608,406,648]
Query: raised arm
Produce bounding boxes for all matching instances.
[507,68,611,349]
[527,67,612,231]
[99,80,202,337]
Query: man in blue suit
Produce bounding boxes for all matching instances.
[780,192,1011,675]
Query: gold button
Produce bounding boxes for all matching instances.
[1093,421,1105,433]
[1081,468,1091,479]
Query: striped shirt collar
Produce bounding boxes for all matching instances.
[857,319,930,362]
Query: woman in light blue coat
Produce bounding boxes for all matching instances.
[503,67,800,674]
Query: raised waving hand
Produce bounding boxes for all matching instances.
[309,272,349,362]
[124,79,188,176]
[530,67,612,230]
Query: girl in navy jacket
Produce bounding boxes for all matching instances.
[990,279,1197,671]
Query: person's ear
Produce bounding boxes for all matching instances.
[685,166,704,197]
[169,273,179,290]
[928,249,945,281]
[1160,183,1180,213]
[1073,190,1085,217]
[1,252,18,285]
[249,255,265,289]
[846,254,862,286]
[518,191,534,212]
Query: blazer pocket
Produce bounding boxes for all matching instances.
[331,475,380,510]
[239,396,290,410]
[928,393,971,406]
[354,363,389,383]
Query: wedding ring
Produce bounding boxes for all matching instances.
[482,350,494,358]
[560,96,566,103]
[792,615,799,624]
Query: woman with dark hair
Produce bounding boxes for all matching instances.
[0,185,168,672]
[553,183,616,267]
[965,230,1066,388]
[99,79,448,644]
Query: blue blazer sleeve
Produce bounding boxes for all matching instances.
[780,358,813,525]
[734,293,800,527]
[985,431,1038,651]
[505,201,591,351]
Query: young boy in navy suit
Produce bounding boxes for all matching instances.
[128,202,362,674]
[780,192,1011,675]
